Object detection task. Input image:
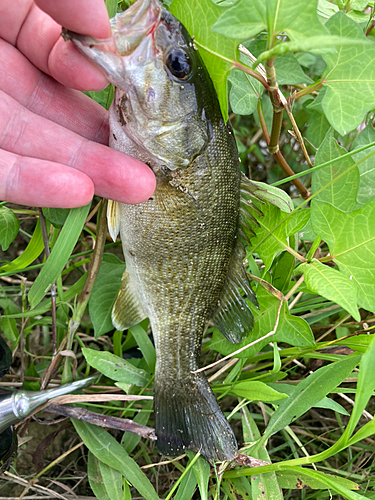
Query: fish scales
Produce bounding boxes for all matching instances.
[65,0,260,461]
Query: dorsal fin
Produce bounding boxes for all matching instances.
[211,243,258,343]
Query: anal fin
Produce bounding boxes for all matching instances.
[112,271,147,331]
[211,244,258,343]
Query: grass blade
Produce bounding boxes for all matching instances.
[28,204,90,308]
[0,218,44,274]
[253,355,361,452]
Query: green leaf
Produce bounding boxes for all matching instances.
[206,286,314,357]
[1,308,19,349]
[241,408,283,500]
[249,204,288,271]
[42,207,70,228]
[311,199,375,311]
[98,460,124,500]
[213,0,328,41]
[89,255,126,338]
[0,207,19,251]
[186,451,210,500]
[345,334,375,438]
[321,12,375,135]
[228,68,262,115]
[276,467,361,492]
[314,396,349,416]
[28,204,90,308]
[129,324,156,372]
[281,467,366,499]
[274,53,314,85]
[305,110,331,150]
[223,380,288,402]
[174,467,197,500]
[105,0,118,17]
[73,420,159,500]
[121,400,153,454]
[0,219,44,274]
[249,205,304,272]
[252,181,294,213]
[242,39,314,85]
[254,355,360,450]
[311,128,360,211]
[171,0,240,120]
[87,452,110,500]
[299,259,360,321]
[82,348,150,387]
[272,251,295,293]
[351,124,375,206]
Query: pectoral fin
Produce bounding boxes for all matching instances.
[211,244,258,343]
[112,271,147,331]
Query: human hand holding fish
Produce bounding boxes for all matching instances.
[0,0,155,208]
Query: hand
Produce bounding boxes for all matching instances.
[0,0,155,208]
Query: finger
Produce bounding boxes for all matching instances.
[0,150,94,208]
[35,0,111,39]
[0,92,156,204]
[0,39,109,144]
[16,3,109,90]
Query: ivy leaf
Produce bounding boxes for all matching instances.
[305,109,331,149]
[0,207,19,251]
[213,0,328,41]
[321,12,375,135]
[311,199,375,312]
[228,68,262,115]
[243,39,313,85]
[311,128,361,212]
[171,0,241,120]
[249,205,307,272]
[299,259,360,321]
[351,125,375,206]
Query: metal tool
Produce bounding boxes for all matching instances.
[0,375,98,434]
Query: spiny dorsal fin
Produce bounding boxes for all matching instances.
[112,271,147,331]
[107,199,121,242]
[211,244,258,344]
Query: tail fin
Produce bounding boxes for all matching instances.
[154,372,237,462]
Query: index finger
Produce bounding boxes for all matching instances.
[35,0,111,39]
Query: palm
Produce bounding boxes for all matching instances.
[0,0,155,207]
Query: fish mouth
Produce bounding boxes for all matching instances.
[62,0,162,86]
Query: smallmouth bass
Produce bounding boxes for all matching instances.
[65,0,285,462]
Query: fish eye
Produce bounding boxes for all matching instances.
[166,48,191,80]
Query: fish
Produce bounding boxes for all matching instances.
[64,0,289,462]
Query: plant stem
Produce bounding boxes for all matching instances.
[62,199,108,383]
[257,101,310,199]
[291,80,323,101]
